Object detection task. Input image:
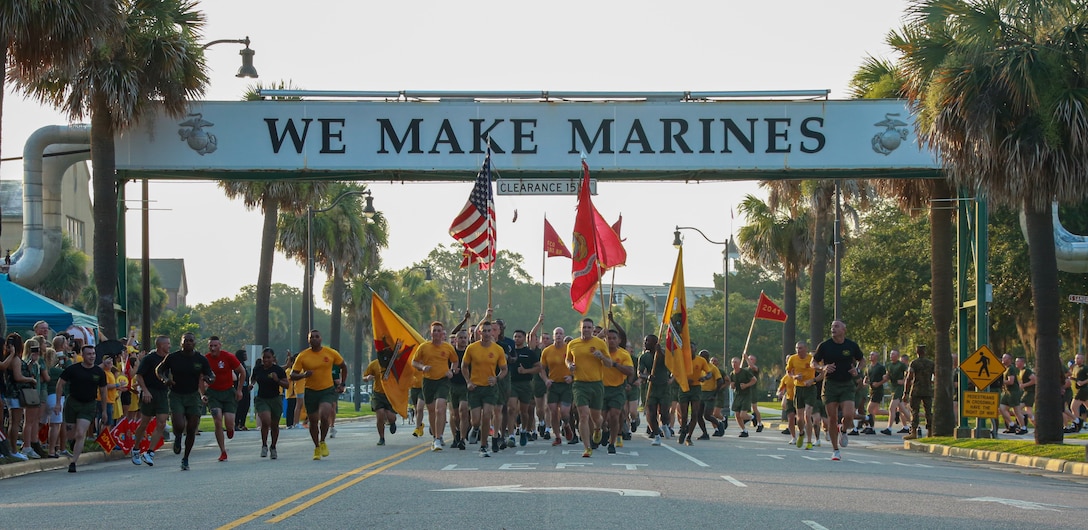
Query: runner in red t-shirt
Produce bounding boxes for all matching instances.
[205,337,245,461]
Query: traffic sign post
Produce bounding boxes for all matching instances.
[960,345,1003,390]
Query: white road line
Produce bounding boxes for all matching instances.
[802,520,830,530]
[660,443,710,467]
[720,475,747,487]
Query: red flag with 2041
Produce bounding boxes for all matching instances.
[570,161,626,313]
[754,291,788,322]
[544,218,572,258]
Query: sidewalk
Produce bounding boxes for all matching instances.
[904,439,1088,477]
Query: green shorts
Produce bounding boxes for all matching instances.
[547,382,573,405]
[572,380,604,410]
[890,384,905,401]
[604,385,626,411]
[701,390,717,411]
[512,380,534,404]
[813,399,827,417]
[1076,387,1088,402]
[532,376,547,398]
[206,388,238,414]
[1000,391,1022,407]
[715,387,728,409]
[303,386,337,414]
[372,391,392,412]
[644,381,672,409]
[170,391,202,416]
[139,387,170,417]
[409,386,422,405]
[626,383,640,402]
[869,386,885,404]
[794,385,817,410]
[422,377,451,404]
[254,396,283,419]
[782,398,796,416]
[854,385,868,406]
[669,381,680,403]
[678,386,702,405]
[497,377,512,401]
[63,398,98,424]
[731,391,752,413]
[822,379,856,405]
[449,384,468,408]
[468,385,500,408]
[1020,391,1035,407]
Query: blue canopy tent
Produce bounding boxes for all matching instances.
[0,274,98,333]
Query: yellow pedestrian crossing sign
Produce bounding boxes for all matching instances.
[960,345,1003,389]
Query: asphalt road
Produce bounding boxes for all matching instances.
[2,416,1086,529]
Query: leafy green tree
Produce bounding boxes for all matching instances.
[152,308,200,346]
[34,235,89,306]
[125,259,167,329]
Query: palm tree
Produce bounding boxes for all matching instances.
[848,51,958,436]
[1,0,114,336]
[737,193,812,359]
[218,81,320,348]
[12,0,209,337]
[894,0,1088,443]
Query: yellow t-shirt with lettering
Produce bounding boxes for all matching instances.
[99,371,118,402]
[364,360,386,395]
[700,364,723,392]
[415,341,459,380]
[291,346,344,391]
[786,353,816,386]
[540,344,571,381]
[603,348,633,387]
[462,341,507,387]
[565,336,609,382]
[685,355,710,382]
[779,374,796,400]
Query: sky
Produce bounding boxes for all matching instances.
[0,0,911,308]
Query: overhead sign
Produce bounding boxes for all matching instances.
[114,99,940,181]
[1070,294,1088,304]
[960,345,1003,389]
[496,178,596,196]
[962,391,999,418]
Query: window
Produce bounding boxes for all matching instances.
[66,216,85,251]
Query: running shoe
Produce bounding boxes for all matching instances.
[697,433,710,441]
[68,462,77,473]
[59,449,73,458]
[509,435,517,448]
[131,451,143,465]
[319,441,329,457]
[582,448,592,458]
[607,444,617,454]
[789,437,797,446]
[180,457,189,470]
[781,428,791,435]
[261,446,268,458]
[831,450,841,461]
[227,426,234,440]
[173,436,182,455]
[552,437,562,447]
[616,438,623,448]
[467,427,479,445]
[23,448,41,460]
[389,421,397,434]
[270,447,278,459]
[142,451,155,466]
[651,435,661,446]
[413,426,424,437]
[897,427,910,434]
[376,439,385,446]
[480,446,490,458]
[756,424,764,433]
[563,423,574,441]
[218,451,228,462]
[432,439,442,451]
[848,428,859,436]
[814,439,822,447]
[313,447,322,460]
[840,431,849,447]
[796,436,804,448]
[520,432,528,446]
[805,442,813,450]
[739,431,749,438]
[880,428,892,435]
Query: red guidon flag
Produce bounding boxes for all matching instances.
[570,161,627,313]
[754,291,788,322]
[544,218,572,258]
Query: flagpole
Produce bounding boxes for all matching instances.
[741,312,757,358]
[541,216,547,314]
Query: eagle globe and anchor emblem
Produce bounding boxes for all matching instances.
[178,113,218,155]
[871,113,909,155]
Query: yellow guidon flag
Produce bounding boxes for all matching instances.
[371,293,423,419]
[661,247,693,392]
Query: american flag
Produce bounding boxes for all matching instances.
[449,150,495,268]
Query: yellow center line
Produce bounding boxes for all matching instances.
[217,443,429,530]
[266,444,431,523]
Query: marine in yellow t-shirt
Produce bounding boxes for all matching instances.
[462,341,507,387]
[700,364,723,392]
[603,348,633,388]
[414,341,459,380]
[540,344,572,382]
[565,336,609,382]
[291,345,345,391]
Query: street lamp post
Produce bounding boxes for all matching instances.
[674,226,739,360]
[306,189,376,413]
[201,36,259,78]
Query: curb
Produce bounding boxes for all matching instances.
[0,450,127,480]
[904,441,1088,477]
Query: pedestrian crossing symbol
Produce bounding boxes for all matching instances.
[960,345,1002,389]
